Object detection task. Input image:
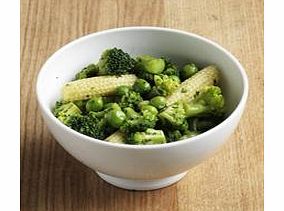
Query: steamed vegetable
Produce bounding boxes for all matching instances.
[97,48,136,75]
[166,65,219,105]
[128,128,166,145]
[75,64,98,80]
[180,63,198,81]
[159,86,225,129]
[53,48,226,145]
[62,74,137,101]
[136,55,165,74]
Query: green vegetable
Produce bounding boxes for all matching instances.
[97,48,136,75]
[165,130,183,142]
[180,63,198,81]
[54,48,226,145]
[73,100,87,112]
[183,86,225,117]
[158,102,186,128]
[53,102,81,125]
[149,74,180,97]
[150,96,166,110]
[138,100,150,109]
[162,57,179,76]
[159,86,225,131]
[91,103,120,119]
[123,107,140,119]
[141,104,158,116]
[136,55,165,74]
[116,85,131,96]
[128,129,166,145]
[68,114,109,140]
[106,109,126,128]
[133,79,151,94]
[120,106,158,134]
[86,96,104,112]
[75,64,98,80]
[135,69,155,84]
[118,89,143,109]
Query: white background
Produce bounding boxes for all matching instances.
[0,0,20,210]
[264,0,284,210]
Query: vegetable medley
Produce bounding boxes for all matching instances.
[53,48,225,145]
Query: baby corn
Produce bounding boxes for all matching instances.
[166,65,220,105]
[62,74,137,101]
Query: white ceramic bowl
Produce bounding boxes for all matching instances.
[36,27,248,190]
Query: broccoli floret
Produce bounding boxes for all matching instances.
[158,86,225,131]
[97,48,136,75]
[183,86,225,117]
[120,106,158,134]
[148,74,180,97]
[165,130,183,142]
[73,100,87,113]
[162,57,179,76]
[68,104,124,139]
[68,114,109,139]
[118,89,143,109]
[135,69,155,84]
[53,102,81,125]
[158,102,186,128]
[127,129,166,145]
[75,64,98,80]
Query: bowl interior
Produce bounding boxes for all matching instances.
[37,28,245,121]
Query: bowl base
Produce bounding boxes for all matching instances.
[96,171,188,190]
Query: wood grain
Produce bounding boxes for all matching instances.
[20,0,263,210]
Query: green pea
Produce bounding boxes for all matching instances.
[133,79,151,94]
[138,55,165,74]
[104,103,121,110]
[106,110,126,128]
[86,96,104,112]
[150,96,166,110]
[116,85,130,96]
[180,63,198,80]
[141,104,158,115]
[138,100,150,109]
[144,58,165,74]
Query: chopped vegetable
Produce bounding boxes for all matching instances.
[75,64,98,80]
[180,63,198,81]
[166,65,219,105]
[53,48,225,145]
[136,55,165,74]
[86,96,104,112]
[62,74,137,101]
[97,48,136,75]
[127,128,166,145]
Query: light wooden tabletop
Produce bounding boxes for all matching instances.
[21,0,263,210]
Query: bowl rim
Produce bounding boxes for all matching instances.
[36,26,249,150]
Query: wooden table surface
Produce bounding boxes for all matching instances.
[21,0,263,210]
